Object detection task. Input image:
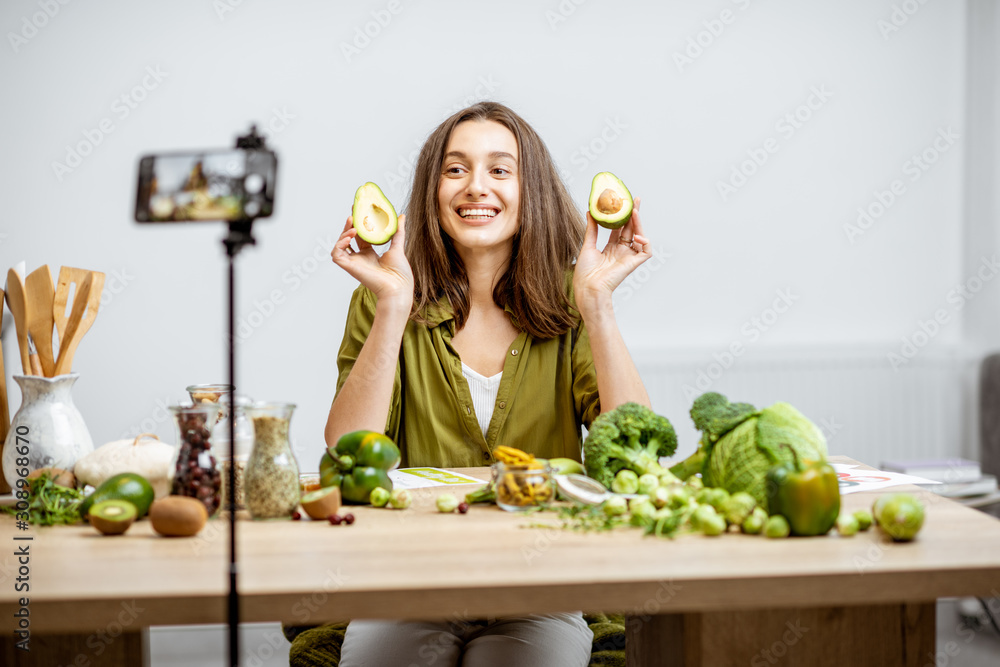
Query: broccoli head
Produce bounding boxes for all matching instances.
[689,392,758,443]
[670,392,759,481]
[583,403,678,489]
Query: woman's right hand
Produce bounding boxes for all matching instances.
[331,214,414,310]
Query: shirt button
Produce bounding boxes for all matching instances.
[498,401,506,409]
[511,349,518,356]
[483,451,490,461]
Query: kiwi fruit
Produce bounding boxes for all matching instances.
[89,499,138,536]
[150,496,208,537]
[300,486,342,520]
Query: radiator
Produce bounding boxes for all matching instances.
[635,347,971,467]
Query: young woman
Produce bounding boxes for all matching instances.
[327,102,653,667]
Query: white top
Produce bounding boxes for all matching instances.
[461,362,503,439]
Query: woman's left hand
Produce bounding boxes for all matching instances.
[573,197,652,311]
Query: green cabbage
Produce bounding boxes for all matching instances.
[671,394,828,507]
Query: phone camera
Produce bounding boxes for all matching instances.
[244,173,264,194]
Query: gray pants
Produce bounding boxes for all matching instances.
[339,612,593,667]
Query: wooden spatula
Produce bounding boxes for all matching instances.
[5,268,31,375]
[25,265,56,377]
[53,270,105,376]
[0,287,11,493]
[53,266,93,344]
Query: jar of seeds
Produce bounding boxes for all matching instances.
[212,394,254,512]
[244,403,300,519]
[169,403,223,517]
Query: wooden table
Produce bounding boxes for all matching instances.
[2,458,999,666]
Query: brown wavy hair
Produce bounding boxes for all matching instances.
[405,102,584,339]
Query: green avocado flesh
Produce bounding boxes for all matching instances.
[588,172,633,229]
[352,182,398,245]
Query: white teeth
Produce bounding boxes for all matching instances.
[458,208,497,218]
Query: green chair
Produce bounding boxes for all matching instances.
[283,613,626,667]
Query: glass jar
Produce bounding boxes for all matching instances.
[493,461,554,512]
[169,403,223,517]
[212,394,254,511]
[186,384,250,511]
[186,383,233,409]
[244,403,300,519]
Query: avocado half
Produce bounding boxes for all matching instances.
[588,172,633,229]
[352,182,398,245]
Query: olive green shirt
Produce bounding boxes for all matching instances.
[335,286,601,468]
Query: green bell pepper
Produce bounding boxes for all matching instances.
[355,437,401,471]
[332,430,400,470]
[341,466,393,505]
[319,451,345,488]
[765,444,841,536]
[333,430,371,457]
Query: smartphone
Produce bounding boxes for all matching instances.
[135,148,277,222]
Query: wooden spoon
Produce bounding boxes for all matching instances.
[25,265,57,377]
[5,268,31,375]
[53,271,105,376]
[0,287,11,493]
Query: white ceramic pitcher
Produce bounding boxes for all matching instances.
[2,374,94,489]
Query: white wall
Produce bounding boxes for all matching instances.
[0,0,989,469]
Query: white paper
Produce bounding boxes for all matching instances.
[833,463,940,495]
[388,467,486,490]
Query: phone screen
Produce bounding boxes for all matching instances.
[135,149,275,222]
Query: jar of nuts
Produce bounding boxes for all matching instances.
[186,384,234,412]
[169,403,223,517]
[244,402,300,520]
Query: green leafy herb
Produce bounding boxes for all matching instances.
[539,502,631,533]
[3,473,84,526]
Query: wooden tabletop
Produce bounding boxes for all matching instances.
[2,459,999,634]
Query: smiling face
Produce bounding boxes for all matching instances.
[437,119,520,257]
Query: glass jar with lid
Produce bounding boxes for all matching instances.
[169,402,223,517]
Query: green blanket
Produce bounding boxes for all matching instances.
[284,613,626,667]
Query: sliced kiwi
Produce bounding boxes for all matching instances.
[300,486,342,520]
[150,496,209,537]
[89,499,138,536]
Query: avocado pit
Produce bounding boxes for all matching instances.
[596,188,623,215]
